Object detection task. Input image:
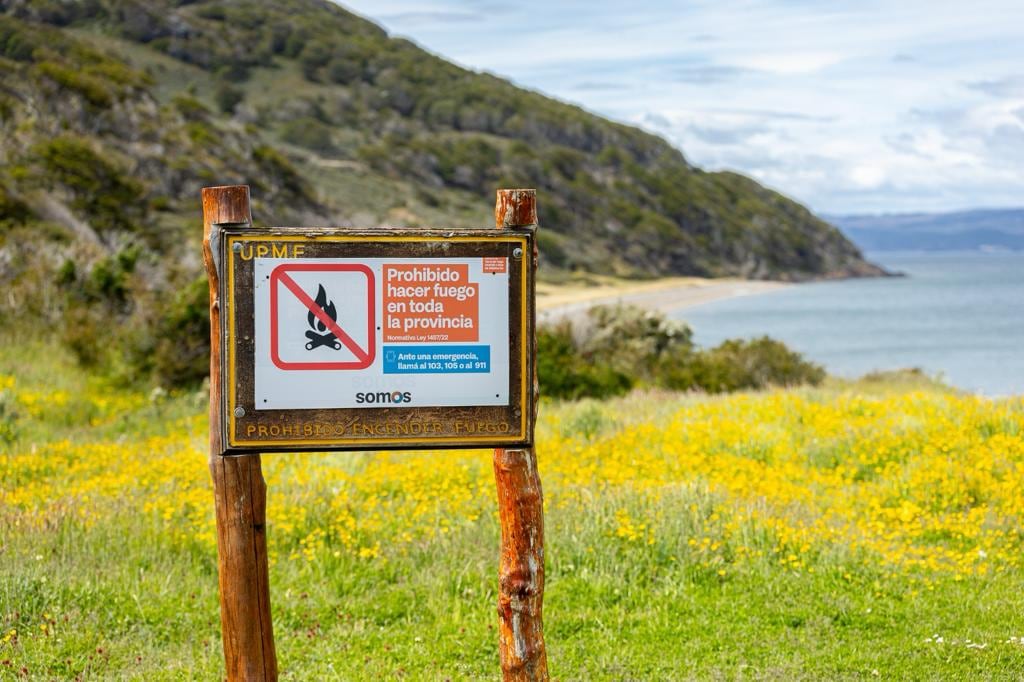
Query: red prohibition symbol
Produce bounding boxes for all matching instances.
[269,263,376,370]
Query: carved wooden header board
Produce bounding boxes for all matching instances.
[218,227,533,453]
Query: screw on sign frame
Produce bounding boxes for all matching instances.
[201,185,548,681]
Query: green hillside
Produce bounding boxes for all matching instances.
[0,0,882,381]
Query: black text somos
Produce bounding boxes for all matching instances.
[355,391,413,404]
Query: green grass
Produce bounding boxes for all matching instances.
[6,499,1024,680]
[2,339,1024,679]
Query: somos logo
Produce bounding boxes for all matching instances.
[355,390,413,405]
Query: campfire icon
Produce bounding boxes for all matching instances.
[304,284,343,351]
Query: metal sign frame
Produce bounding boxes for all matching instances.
[218,226,534,453]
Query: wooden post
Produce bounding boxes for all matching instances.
[493,189,549,681]
[202,185,278,681]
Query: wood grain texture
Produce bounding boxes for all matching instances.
[202,185,278,681]
[493,188,548,681]
[495,189,538,229]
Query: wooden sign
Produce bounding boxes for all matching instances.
[203,186,547,682]
[218,227,534,453]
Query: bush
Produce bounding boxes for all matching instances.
[656,335,826,393]
[172,94,210,120]
[680,337,826,393]
[280,117,335,154]
[0,184,32,231]
[299,42,331,81]
[538,322,633,400]
[581,304,692,376]
[195,5,227,21]
[149,276,210,386]
[35,61,112,107]
[0,17,39,62]
[32,136,144,235]
[327,56,361,85]
[537,305,825,400]
[215,83,244,114]
[536,231,568,269]
[55,249,139,368]
[253,145,311,199]
[57,263,209,387]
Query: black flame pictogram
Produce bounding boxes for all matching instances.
[304,284,342,351]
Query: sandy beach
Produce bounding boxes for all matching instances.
[537,276,789,322]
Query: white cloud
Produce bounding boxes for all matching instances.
[338,0,1024,213]
[849,165,887,189]
[731,51,845,75]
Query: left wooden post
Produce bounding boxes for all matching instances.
[202,185,278,681]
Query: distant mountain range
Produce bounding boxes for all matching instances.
[829,209,1024,252]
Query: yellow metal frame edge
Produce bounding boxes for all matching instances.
[225,232,531,449]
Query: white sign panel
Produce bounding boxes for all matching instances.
[253,258,510,410]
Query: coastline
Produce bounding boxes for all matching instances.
[537,276,790,322]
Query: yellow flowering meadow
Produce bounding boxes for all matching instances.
[3,369,1023,585]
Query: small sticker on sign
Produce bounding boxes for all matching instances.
[482,257,507,274]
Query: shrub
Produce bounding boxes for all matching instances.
[430,138,500,191]
[215,83,244,114]
[0,17,38,62]
[581,304,692,376]
[35,61,112,107]
[538,322,633,400]
[57,263,209,387]
[280,117,335,154]
[185,121,217,146]
[149,276,210,386]
[283,30,308,59]
[58,248,138,308]
[55,248,140,369]
[537,304,683,400]
[268,24,292,55]
[0,94,13,122]
[195,5,227,21]
[32,136,144,235]
[61,305,111,368]
[661,336,825,393]
[86,59,149,88]
[299,42,331,81]
[172,94,210,120]
[253,145,311,199]
[0,185,32,231]
[537,305,825,400]
[536,231,568,269]
[327,56,361,85]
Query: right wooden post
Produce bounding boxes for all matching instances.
[493,189,549,681]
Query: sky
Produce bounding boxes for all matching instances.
[338,1,1024,215]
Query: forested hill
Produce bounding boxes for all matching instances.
[0,0,882,277]
[0,0,884,382]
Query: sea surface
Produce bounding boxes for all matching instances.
[678,251,1024,396]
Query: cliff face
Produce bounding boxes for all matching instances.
[0,0,883,324]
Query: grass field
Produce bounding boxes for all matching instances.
[3,340,1024,680]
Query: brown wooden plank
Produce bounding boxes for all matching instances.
[493,189,549,681]
[202,185,278,681]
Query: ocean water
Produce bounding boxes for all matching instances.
[678,252,1024,396]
